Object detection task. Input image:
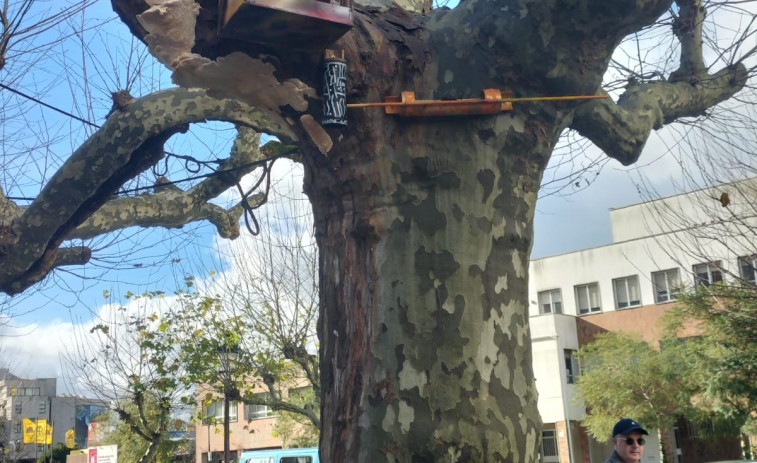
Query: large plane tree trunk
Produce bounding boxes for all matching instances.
[300,6,572,461]
[306,117,553,461]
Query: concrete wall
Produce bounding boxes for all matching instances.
[531,314,583,423]
[609,177,757,243]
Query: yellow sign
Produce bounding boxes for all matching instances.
[22,418,36,444]
[32,419,52,445]
[36,419,46,444]
[46,421,53,445]
[65,428,76,449]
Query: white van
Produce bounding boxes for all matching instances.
[239,448,319,463]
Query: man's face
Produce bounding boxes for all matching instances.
[613,430,645,462]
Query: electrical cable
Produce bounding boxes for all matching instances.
[1,82,299,216]
[0,82,100,129]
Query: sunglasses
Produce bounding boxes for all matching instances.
[618,437,646,446]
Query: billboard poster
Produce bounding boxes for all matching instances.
[88,445,117,463]
[87,422,99,445]
[23,418,52,444]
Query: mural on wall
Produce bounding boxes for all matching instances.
[75,404,107,449]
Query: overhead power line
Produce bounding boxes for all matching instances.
[0,82,100,129]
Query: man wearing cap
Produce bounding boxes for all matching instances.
[604,418,649,463]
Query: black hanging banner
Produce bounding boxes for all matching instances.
[322,50,347,127]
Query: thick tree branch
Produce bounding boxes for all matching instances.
[68,190,243,240]
[232,384,322,429]
[69,127,267,240]
[0,87,296,295]
[53,247,92,267]
[670,0,707,82]
[0,186,23,226]
[570,64,748,166]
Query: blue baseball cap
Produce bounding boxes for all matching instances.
[612,418,648,437]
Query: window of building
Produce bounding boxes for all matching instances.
[652,268,681,303]
[14,403,21,414]
[12,387,41,397]
[245,393,275,420]
[38,401,46,414]
[738,255,757,285]
[613,275,641,309]
[541,429,559,463]
[574,283,601,314]
[14,421,22,434]
[564,350,580,384]
[537,289,562,314]
[203,400,238,423]
[693,262,723,287]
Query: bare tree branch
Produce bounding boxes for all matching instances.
[571,64,748,165]
[0,88,297,295]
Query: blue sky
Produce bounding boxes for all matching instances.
[1,0,751,388]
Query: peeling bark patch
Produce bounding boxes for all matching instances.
[410,157,461,189]
[300,115,334,155]
[358,5,430,75]
[137,0,199,67]
[452,204,464,222]
[398,360,427,395]
[401,392,437,458]
[414,193,447,236]
[474,216,492,234]
[414,247,459,293]
[477,169,495,203]
[172,52,315,112]
[454,294,465,313]
[430,302,469,360]
[397,400,414,433]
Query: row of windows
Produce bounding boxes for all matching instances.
[537,255,757,316]
[203,394,275,423]
[11,387,41,396]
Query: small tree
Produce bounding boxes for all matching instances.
[96,407,189,463]
[173,194,321,436]
[64,293,191,463]
[36,443,74,463]
[271,386,319,448]
[576,331,693,461]
[168,283,321,432]
[663,283,757,433]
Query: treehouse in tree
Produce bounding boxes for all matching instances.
[218,0,353,50]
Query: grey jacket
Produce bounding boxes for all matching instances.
[603,450,624,463]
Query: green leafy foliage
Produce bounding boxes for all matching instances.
[271,387,319,448]
[37,443,75,463]
[575,331,694,441]
[66,289,193,463]
[96,408,191,463]
[161,282,321,436]
[663,283,757,432]
[577,282,756,454]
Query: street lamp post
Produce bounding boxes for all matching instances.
[217,345,239,463]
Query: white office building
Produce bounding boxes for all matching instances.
[528,178,756,463]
